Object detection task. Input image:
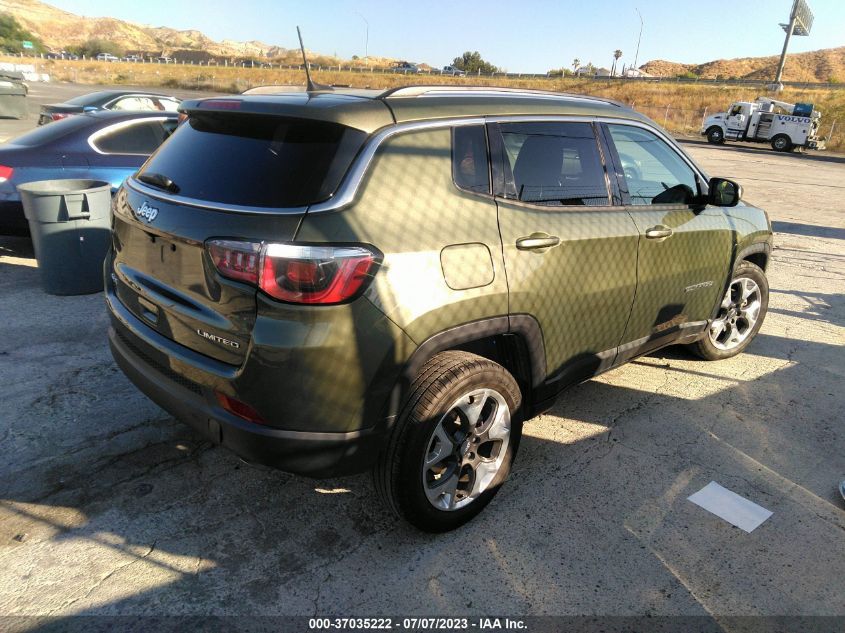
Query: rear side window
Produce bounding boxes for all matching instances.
[496,122,609,206]
[93,120,169,154]
[138,114,367,208]
[452,125,490,194]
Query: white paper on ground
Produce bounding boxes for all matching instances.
[687,481,773,533]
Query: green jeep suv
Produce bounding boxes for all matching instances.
[106,86,772,532]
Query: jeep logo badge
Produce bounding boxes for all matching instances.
[136,201,159,223]
[196,329,240,349]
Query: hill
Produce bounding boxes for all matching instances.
[0,0,286,58]
[641,47,845,83]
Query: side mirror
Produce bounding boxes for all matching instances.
[708,177,742,207]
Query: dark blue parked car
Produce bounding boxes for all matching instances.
[0,110,179,234]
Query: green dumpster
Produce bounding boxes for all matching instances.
[18,179,112,296]
[0,71,27,120]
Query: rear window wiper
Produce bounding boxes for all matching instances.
[137,172,180,194]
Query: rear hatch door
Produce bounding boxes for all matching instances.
[111,106,374,364]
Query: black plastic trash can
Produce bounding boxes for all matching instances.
[18,179,112,296]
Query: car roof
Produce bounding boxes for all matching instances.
[4,111,178,148]
[61,90,179,106]
[84,109,180,120]
[180,85,650,133]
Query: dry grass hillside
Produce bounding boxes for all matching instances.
[642,47,845,83]
[0,0,281,58]
[18,56,845,152]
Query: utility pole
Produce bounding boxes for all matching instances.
[355,11,369,58]
[633,8,643,75]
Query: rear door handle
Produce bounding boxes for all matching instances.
[516,234,561,251]
[645,226,673,240]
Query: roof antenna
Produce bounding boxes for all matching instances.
[297,26,333,93]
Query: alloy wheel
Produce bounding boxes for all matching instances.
[709,277,762,350]
[422,388,511,511]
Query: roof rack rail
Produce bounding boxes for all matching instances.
[377,85,624,107]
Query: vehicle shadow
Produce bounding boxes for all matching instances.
[772,221,845,241]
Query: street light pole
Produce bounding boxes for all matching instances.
[355,11,369,58]
[633,8,643,75]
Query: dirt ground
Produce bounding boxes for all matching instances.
[0,91,843,627]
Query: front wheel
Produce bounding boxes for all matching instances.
[690,261,768,361]
[374,351,522,532]
[706,126,725,145]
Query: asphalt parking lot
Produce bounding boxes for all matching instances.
[0,85,843,624]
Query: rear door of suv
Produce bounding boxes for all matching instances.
[600,122,733,362]
[490,119,639,388]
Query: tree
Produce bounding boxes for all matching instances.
[452,51,499,74]
[0,13,45,54]
[67,38,125,58]
[572,58,580,72]
[612,49,622,76]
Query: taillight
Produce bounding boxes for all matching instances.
[207,240,261,285]
[0,165,12,183]
[206,240,380,305]
[50,113,70,122]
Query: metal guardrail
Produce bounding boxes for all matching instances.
[14,52,845,90]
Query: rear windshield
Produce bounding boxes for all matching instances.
[137,113,367,208]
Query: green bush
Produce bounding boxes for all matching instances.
[0,13,44,54]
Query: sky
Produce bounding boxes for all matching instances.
[45,0,845,73]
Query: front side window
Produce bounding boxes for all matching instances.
[92,120,169,154]
[607,124,699,206]
[452,125,490,194]
[496,122,609,207]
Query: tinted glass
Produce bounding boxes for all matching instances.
[93,121,168,154]
[607,125,698,205]
[498,122,608,206]
[452,125,489,194]
[138,114,366,208]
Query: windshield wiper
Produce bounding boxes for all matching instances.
[137,172,180,194]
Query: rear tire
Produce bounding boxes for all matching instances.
[771,134,792,152]
[374,351,522,532]
[690,261,768,361]
[706,126,725,145]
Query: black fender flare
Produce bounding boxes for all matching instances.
[735,242,771,271]
[401,315,546,388]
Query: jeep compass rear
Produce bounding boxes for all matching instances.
[107,93,407,477]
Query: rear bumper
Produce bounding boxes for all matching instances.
[108,317,388,477]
